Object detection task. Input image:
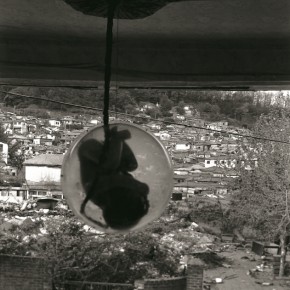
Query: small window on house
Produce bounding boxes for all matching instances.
[0,144,3,151]
[214,160,217,164]
[221,160,225,164]
[207,161,210,164]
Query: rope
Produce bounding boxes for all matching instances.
[103,0,118,140]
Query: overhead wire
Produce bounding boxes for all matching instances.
[1,89,290,145]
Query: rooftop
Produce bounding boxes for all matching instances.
[23,154,64,166]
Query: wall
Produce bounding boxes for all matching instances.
[186,258,205,290]
[143,277,187,290]
[25,165,61,183]
[0,255,52,290]
[138,258,205,290]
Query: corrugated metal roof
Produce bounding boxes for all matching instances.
[23,154,64,166]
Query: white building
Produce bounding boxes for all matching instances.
[160,132,171,140]
[0,142,8,164]
[204,156,237,168]
[48,119,61,127]
[0,187,27,203]
[176,115,185,121]
[207,121,228,131]
[175,143,191,151]
[13,120,27,134]
[23,154,63,183]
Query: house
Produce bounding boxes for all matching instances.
[61,116,74,126]
[173,181,210,196]
[147,122,162,130]
[1,120,13,134]
[1,165,17,176]
[0,186,28,203]
[219,140,239,154]
[33,134,55,146]
[23,154,63,184]
[0,142,8,164]
[159,132,171,140]
[174,168,190,176]
[174,143,190,151]
[27,123,37,133]
[9,134,31,146]
[207,121,228,131]
[13,120,27,134]
[190,118,206,127]
[183,105,193,116]
[23,154,64,198]
[173,174,188,183]
[191,143,204,152]
[139,102,156,112]
[48,119,61,127]
[90,119,99,125]
[175,114,185,121]
[204,155,237,168]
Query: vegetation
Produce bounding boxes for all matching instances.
[0,211,185,285]
[229,109,290,276]
[0,125,24,171]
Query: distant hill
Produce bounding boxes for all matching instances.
[1,86,288,127]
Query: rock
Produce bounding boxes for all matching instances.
[20,201,28,211]
[190,222,199,228]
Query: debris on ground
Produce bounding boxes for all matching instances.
[241,255,256,261]
[255,281,273,286]
[192,251,229,268]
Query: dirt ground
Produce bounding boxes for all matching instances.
[204,248,290,290]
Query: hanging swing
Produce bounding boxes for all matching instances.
[61,0,175,233]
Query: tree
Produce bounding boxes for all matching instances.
[159,95,173,116]
[145,107,161,119]
[176,101,185,115]
[8,142,25,171]
[111,90,137,113]
[0,123,8,144]
[229,109,290,276]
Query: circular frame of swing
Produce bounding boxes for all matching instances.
[61,121,174,233]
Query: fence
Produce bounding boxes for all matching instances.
[55,281,134,290]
